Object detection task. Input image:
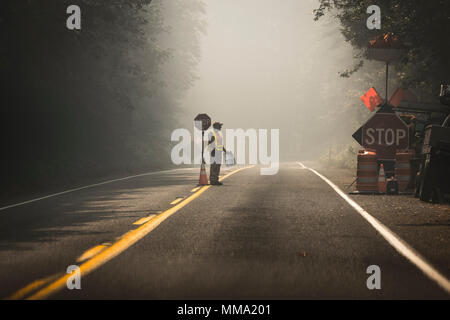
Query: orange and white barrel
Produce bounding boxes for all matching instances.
[356,150,378,192]
[395,149,414,191]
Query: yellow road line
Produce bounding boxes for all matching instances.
[133,214,157,225]
[191,187,200,192]
[6,274,60,300]
[76,243,110,263]
[24,165,253,300]
[170,197,184,205]
[219,168,245,181]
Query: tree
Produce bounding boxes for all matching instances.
[0,1,205,196]
[314,0,450,98]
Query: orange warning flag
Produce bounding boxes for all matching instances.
[389,87,404,108]
[361,87,383,112]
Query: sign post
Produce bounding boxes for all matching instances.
[194,113,211,164]
[367,33,405,104]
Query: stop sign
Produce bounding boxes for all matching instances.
[194,113,211,131]
[354,112,409,159]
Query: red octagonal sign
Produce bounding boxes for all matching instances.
[361,113,409,159]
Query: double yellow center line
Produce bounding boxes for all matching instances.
[9,166,252,300]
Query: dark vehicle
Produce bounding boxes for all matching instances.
[415,85,450,202]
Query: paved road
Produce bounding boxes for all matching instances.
[0,163,449,299]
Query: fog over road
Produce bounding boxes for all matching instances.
[0,163,448,299]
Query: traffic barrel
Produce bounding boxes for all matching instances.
[356,150,378,193]
[395,149,414,191]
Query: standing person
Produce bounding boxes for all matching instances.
[208,122,226,185]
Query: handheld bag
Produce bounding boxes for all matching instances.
[225,151,236,167]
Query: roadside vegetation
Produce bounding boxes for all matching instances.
[315,0,450,165]
[0,1,205,197]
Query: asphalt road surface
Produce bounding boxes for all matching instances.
[0,163,449,299]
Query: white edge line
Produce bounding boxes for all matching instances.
[298,162,450,294]
[0,167,195,212]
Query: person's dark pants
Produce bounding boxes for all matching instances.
[210,163,221,183]
[210,150,222,183]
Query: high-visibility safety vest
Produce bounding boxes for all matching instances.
[211,129,224,151]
